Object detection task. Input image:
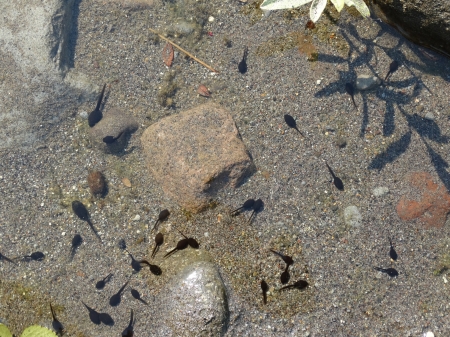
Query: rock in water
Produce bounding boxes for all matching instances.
[87,171,107,197]
[141,103,255,213]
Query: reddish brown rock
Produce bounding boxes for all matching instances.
[396,172,450,228]
[87,171,107,197]
[141,103,255,213]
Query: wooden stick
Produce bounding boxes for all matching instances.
[149,28,219,73]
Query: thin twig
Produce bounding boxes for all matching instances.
[149,28,219,73]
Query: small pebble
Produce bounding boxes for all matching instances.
[424,332,434,337]
[424,112,435,120]
[132,215,141,221]
[79,111,89,119]
[372,186,389,197]
[87,171,107,197]
[208,16,214,22]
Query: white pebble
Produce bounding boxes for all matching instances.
[208,16,214,22]
[132,215,141,221]
[316,79,321,85]
[424,332,434,337]
[62,232,66,236]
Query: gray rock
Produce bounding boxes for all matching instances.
[141,103,255,213]
[160,258,229,337]
[356,74,381,91]
[425,112,435,120]
[372,186,389,197]
[0,0,80,150]
[370,0,450,56]
[88,108,139,153]
[344,206,362,227]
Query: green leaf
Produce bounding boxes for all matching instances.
[310,0,327,22]
[0,324,13,337]
[260,0,312,11]
[20,325,57,337]
[330,0,345,12]
[344,0,370,17]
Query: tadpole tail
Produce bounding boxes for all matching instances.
[151,245,159,259]
[87,219,102,243]
[325,163,336,179]
[152,219,159,232]
[95,84,106,111]
[247,211,256,225]
[163,247,177,258]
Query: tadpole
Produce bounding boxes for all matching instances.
[139,260,162,275]
[280,266,290,285]
[345,83,357,108]
[153,209,170,231]
[176,228,199,249]
[88,83,106,127]
[95,273,113,290]
[389,237,398,261]
[231,198,255,215]
[325,162,344,191]
[131,289,149,305]
[109,280,129,307]
[23,251,45,261]
[121,309,136,337]
[269,249,294,266]
[261,280,269,305]
[163,238,189,258]
[284,114,304,137]
[70,234,83,261]
[151,233,164,258]
[385,60,399,81]
[279,279,309,291]
[238,46,248,74]
[247,198,263,224]
[50,303,64,336]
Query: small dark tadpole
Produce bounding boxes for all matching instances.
[284,114,304,137]
[238,46,248,74]
[231,198,255,215]
[279,279,309,291]
[176,228,199,249]
[70,234,83,261]
[374,267,399,277]
[164,238,189,258]
[95,273,113,290]
[389,237,398,261]
[325,162,344,191]
[345,83,357,108]
[109,280,129,307]
[247,198,263,225]
[122,309,136,337]
[139,260,162,275]
[88,83,106,127]
[269,249,294,266]
[131,289,149,305]
[151,233,164,259]
[81,301,101,325]
[127,252,142,272]
[23,251,45,261]
[280,266,290,285]
[50,303,64,336]
[103,132,123,144]
[153,209,170,231]
[0,252,16,264]
[385,60,399,81]
[72,200,102,242]
[261,280,269,305]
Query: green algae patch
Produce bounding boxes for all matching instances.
[21,325,58,337]
[240,0,264,25]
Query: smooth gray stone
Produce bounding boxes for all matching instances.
[160,260,229,337]
[344,205,362,227]
[356,74,381,91]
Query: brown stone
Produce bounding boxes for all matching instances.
[141,103,255,213]
[87,171,107,197]
[396,172,450,228]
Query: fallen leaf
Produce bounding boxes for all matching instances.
[122,177,132,188]
[162,42,174,67]
[197,84,211,97]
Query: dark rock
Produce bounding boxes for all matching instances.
[87,171,107,197]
